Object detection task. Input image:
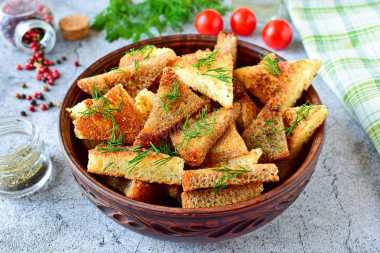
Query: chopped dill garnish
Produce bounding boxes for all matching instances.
[160,80,181,113]
[103,162,114,171]
[260,54,281,76]
[134,59,139,74]
[128,45,154,60]
[179,108,217,150]
[154,137,178,167]
[285,102,314,135]
[111,67,126,73]
[193,49,219,70]
[97,144,141,154]
[80,85,124,145]
[201,67,234,83]
[174,64,183,69]
[178,106,183,115]
[211,166,250,194]
[126,147,154,174]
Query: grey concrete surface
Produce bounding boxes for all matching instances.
[0,1,379,252]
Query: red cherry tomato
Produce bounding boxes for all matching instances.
[230,7,256,36]
[194,9,223,35]
[262,19,292,50]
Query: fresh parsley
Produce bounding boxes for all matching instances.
[91,0,230,42]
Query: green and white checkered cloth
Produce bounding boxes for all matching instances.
[287,0,380,155]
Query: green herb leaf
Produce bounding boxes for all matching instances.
[103,162,114,171]
[285,102,314,135]
[211,166,250,194]
[201,67,234,83]
[160,80,181,113]
[179,108,217,150]
[193,49,219,70]
[260,54,281,76]
[92,0,230,42]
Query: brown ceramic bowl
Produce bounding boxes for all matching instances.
[59,34,325,243]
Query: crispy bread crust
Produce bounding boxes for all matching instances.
[77,50,176,98]
[242,97,290,162]
[72,84,145,144]
[182,164,279,192]
[135,67,206,147]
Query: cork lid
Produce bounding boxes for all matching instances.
[59,14,89,40]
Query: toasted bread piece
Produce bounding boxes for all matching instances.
[135,68,206,147]
[203,123,248,166]
[210,148,262,168]
[172,48,234,108]
[242,97,290,162]
[134,88,156,121]
[234,58,322,108]
[181,182,263,208]
[81,139,103,150]
[170,104,241,166]
[283,104,327,157]
[88,145,184,185]
[182,164,278,192]
[101,176,166,204]
[215,31,237,67]
[67,99,93,121]
[233,80,260,132]
[158,184,182,199]
[119,46,176,68]
[67,84,145,144]
[77,49,176,98]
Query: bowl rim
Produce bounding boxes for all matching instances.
[59,34,325,215]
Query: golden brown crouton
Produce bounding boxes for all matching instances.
[233,80,260,132]
[242,97,290,162]
[170,104,241,166]
[88,145,184,185]
[233,58,322,108]
[119,46,176,68]
[182,164,279,192]
[215,31,238,67]
[134,88,156,121]
[210,148,263,168]
[67,84,145,144]
[203,123,248,166]
[172,46,234,108]
[181,182,263,208]
[77,49,176,98]
[135,67,206,147]
[283,104,327,157]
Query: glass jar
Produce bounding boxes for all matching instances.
[0,117,52,197]
[0,0,56,54]
[232,0,290,24]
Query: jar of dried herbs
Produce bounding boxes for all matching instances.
[0,116,51,197]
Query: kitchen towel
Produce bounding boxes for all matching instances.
[287,0,380,155]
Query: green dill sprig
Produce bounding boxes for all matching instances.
[180,108,217,150]
[193,49,219,70]
[134,59,139,74]
[201,67,234,83]
[160,80,181,113]
[103,162,114,171]
[211,166,251,194]
[111,67,126,73]
[260,54,281,76]
[174,64,183,69]
[80,85,124,144]
[153,137,179,167]
[97,144,141,154]
[128,45,154,59]
[285,102,314,135]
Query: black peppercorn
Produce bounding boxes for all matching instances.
[56,59,61,64]
[31,99,37,106]
[48,101,54,108]
[62,56,67,61]
[20,94,26,99]
[21,111,27,116]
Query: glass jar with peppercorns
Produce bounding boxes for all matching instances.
[0,0,56,54]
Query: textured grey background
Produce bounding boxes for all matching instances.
[0,1,379,252]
